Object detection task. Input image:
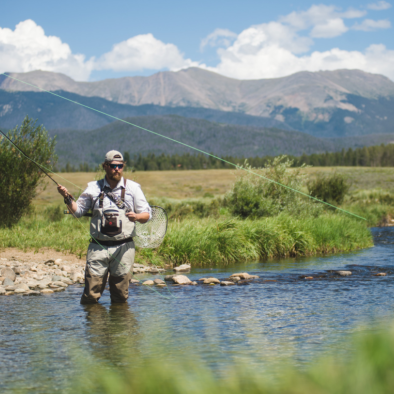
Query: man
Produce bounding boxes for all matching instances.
[57,150,151,304]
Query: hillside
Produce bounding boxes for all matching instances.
[49,115,394,167]
[1,68,394,137]
[0,90,292,131]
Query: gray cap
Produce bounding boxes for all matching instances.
[105,150,124,162]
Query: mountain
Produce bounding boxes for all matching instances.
[49,115,394,167]
[0,90,293,131]
[1,68,394,137]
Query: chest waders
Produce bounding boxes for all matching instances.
[81,178,135,305]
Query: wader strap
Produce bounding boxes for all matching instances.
[121,178,126,201]
[98,192,104,208]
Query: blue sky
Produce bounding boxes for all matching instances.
[1,0,393,81]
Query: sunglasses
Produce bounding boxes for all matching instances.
[109,163,124,169]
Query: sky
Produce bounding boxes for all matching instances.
[1,0,394,81]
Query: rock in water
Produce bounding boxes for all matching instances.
[1,268,16,282]
[172,275,192,285]
[14,288,26,294]
[0,288,5,295]
[220,281,236,286]
[41,289,54,294]
[203,278,220,284]
[16,283,29,291]
[174,264,191,273]
[154,279,165,285]
[142,280,154,285]
[230,273,259,280]
[374,273,387,276]
[164,275,176,281]
[337,271,352,276]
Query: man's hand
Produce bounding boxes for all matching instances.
[126,211,149,223]
[57,184,69,198]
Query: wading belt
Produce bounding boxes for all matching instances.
[90,237,133,247]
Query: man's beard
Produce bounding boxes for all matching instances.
[108,172,122,182]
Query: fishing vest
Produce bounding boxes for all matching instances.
[90,178,136,241]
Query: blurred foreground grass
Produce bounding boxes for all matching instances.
[10,325,394,394]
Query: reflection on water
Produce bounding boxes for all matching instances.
[1,227,394,392]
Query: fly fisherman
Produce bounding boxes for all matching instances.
[57,151,151,304]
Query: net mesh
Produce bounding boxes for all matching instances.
[134,206,168,249]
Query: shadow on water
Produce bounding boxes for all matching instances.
[1,226,394,392]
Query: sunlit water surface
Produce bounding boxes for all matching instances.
[1,227,394,392]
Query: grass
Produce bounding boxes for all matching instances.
[0,212,373,266]
[33,167,394,208]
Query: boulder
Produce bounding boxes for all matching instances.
[55,259,63,265]
[70,271,84,282]
[0,287,5,295]
[130,279,140,284]
[337,271,352,276]
[374,273,387,276]
[142,280,154,285]
[14,288,26,294]
[228,276,241,282]
[148,267,159,274]
[203,278,220,284]
[164,275,176,281]
[156,283,166,288]
[154,279,165,285]
[174,264,191,272]
[172,275,192,285]
[220,281,236,286]
[1,268,16,282]
[52,275,65,282]
[3,278,14,287]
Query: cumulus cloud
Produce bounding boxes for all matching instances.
[0,20,94,81]
[367,1,392,10]
[97,33,198,72]
[200,29,237,51]
[352,19,391,31]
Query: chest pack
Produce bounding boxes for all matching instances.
[91,178,135,239]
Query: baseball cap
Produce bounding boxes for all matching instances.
[105,150,124,162]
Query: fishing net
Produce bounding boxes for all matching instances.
[134,206,168,249]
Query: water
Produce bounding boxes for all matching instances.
[1,227,394,392]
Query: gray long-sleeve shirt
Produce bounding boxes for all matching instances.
[74,177,151,219]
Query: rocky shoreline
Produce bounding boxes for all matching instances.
[0,257,262,296]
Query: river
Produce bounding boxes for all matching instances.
[1,226,394,393]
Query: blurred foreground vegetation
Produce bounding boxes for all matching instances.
[9,324,394,394]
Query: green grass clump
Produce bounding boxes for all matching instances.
[159,214,372,265]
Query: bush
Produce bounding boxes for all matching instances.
[226,156,320,218]
[0,116,57,227]
[308,172,350,205]
[44,205,64,222]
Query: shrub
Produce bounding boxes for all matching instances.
[44,205,64,222]
[0,116,57,227]
[226,156,320,218]
[308,172,350,205]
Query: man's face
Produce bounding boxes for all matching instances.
[105,160,124,182]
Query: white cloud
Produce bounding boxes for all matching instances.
[97,33,197,72]
[200,28,237,51]
[367,1,392,10]
[310,18,348,38]
[0,20,94,80]
[206,40,394,80]
[352,19,391,31]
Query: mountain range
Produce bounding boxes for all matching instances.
[1,67,394,138]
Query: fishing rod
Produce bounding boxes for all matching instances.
[0,128,75,201]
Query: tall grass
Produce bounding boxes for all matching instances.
[0,212,372,266]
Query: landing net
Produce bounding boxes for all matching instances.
[134,206,168,248]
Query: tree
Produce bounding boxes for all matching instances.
[0,117,57,227]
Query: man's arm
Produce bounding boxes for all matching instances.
[57,184,92,218]
[126,211,150,223]
[57,185,78,213]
